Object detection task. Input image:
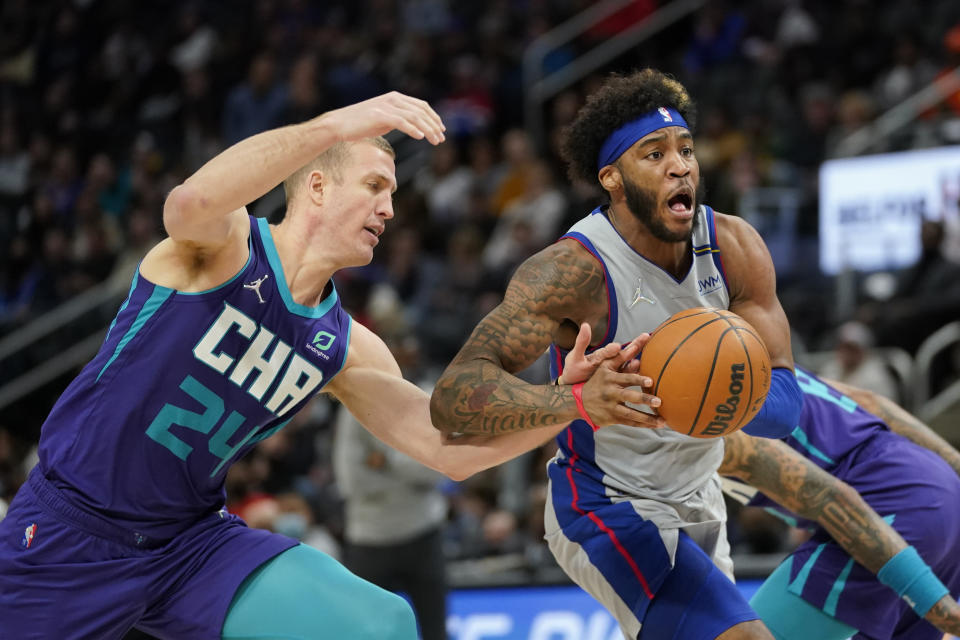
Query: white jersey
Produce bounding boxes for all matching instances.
[543,205,737,634]
[549,204,730,513]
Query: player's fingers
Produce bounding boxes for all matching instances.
[608,341,641,368]
[631,333,651,348]
[407,99,446,144]
[616,388,661,408]
[572,322,592,358]
[396,92,446,132]
[587,342,622,367]
[620,359,642,375]
[613,405,666,429]
[383,98,446,144]
[604,371,649,388]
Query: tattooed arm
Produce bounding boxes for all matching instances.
[720,431,960,635]
[429,240,663,435]
[827,379,960,479]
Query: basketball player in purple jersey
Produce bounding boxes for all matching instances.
[721,368,960,639]
[432,69,804,639]
[565,347,960,637]
[0,92,651,640]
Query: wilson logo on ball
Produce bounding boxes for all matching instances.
[703,363,746,436]
[639,308,772,439]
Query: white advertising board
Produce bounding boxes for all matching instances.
[819,146,960,274]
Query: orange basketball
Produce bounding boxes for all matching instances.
[638,307,771,438]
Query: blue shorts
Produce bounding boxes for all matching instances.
[546,460,758,640]
[0,470,296,639]
[780,434,960,640]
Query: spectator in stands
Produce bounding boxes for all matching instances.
[825,89,878,158]
[817,321,900,402]
[862,220,960,354]
[417,225,493,363]
[489,128,537,216]
[481,160,567,280]
[413,142,474,225]
[221,51,288,146]
[333,374,449,640]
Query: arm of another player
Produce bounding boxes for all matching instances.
[716,213,801,438]
[325,320,647,481]
[827,378,960,479]
[430,241,661,435]
[720,431,960,635]
[162,92,445,250]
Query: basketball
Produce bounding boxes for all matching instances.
[639,307,772,438]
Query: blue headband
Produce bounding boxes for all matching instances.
[596,107,688,170]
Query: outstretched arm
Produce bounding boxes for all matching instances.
[430,241,663,435]
[325,320,647,481]
[827,379,960,479]
[163,92,445,249]
[720,431,960,635]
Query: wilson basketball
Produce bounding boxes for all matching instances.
[639,307,771,438]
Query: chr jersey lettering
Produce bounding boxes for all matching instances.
[193,302,324,416]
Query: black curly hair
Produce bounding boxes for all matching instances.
[560,69,698,184]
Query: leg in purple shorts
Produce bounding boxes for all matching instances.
[0,472,417,639]
[752,435,960,640]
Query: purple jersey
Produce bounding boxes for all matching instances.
[723,367,960,639]
[723,366,890,530]
[37,215,351,539]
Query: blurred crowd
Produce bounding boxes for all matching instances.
[4,0,960,591]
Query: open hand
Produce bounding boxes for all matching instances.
[323,91,446,145]
[561,323,664,429]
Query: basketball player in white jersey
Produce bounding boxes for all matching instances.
[432,69,804,639]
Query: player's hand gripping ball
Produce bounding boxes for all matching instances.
[639,308,771,438]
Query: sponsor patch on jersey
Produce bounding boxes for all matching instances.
[305,330,336,360]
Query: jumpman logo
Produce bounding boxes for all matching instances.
[629,277,656,308]
[244,274,269,304]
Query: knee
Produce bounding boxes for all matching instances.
[356,590,418,640]
[716,619,775,640]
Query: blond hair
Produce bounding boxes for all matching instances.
[283,136,395,206]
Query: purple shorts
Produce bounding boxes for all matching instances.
[0,470,297,639]
[787,433,960,640]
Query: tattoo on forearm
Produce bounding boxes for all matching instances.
[432,245,607,434]
[723,435,902,573]
[722,431,960,634]
[924,596,960,634]
[867,396,960,478]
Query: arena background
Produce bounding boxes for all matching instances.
[2,1,960,638]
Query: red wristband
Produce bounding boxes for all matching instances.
[572,382,600,431]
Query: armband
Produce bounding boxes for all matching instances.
[877,546,949,618]
[572,383,600,431]
[742,367,803,439]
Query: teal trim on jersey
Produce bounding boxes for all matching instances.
[790,426,836,465]
[330,315,353,382]
[796,370,858,413]
[249,418,292,446]
[788,542,826,595]
[97,284,174,382]
[176,233,253,296]
[818,515,895,616]
[255,217,339,318]
[823,557,855,616]
[209,414,263,478]
[104,270,140,344]
[764,507,799,529]
[751,560,858,640]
